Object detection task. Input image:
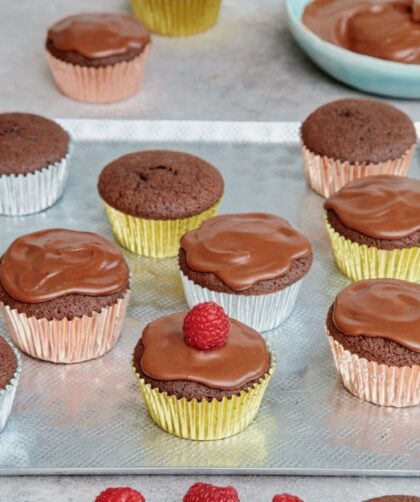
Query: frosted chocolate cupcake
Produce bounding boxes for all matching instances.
[0,229,130,363]
[132,302,274,440]
[0,336,21,431]
[327,279,420,407]
[324,175,420,282]
[365,497,420,502]
[0,113,70,216]
[98,150,224,258]
[179,213,312,331]
[46,13,151,103]
[301,99,416,198]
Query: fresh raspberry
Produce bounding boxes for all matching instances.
[183,482,240,502]
[272,494,304,502]
[94,487,146,502]
[183,302,230,351]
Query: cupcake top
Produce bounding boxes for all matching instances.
[324,175,420,242]
[180,213,312,292]
[365,497,420,502]
[98,150,224,220]
[46,13,150,67]
[0,229,129,320]
[0,337,17,391]
[0,113,69,175]
[134,303,270,399]
[301,99,416,163]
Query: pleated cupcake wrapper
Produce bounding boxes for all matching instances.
[327,336,420,408]
[0,152,69,216]
[325,219,420,283]
[180,271,303,332]
[132,357,275,440]
[302,144,414,199]
[131,0,222,36]
[0,290,130,364]
[104,201,221,258]
[46,45,151,104]
[0,344,21,432]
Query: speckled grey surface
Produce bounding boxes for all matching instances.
[1,0,420,500]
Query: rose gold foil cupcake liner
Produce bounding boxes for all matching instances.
[0,290,130,364]
[302,144,414,198]
[327,336,420,408]
[45,45,151,104]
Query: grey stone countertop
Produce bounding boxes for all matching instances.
[0,0,419,500]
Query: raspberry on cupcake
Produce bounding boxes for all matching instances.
[324,175,420,282]
[132,302,274,440]
[183,482,239,502]
[95,487,146,502]
[179,213,312,331]
[301,99,416,198]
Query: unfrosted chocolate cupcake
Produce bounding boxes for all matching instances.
[324,175,420,282]
[301,99,416,197]
[179,213,313,331]
[0,112,70,216]
[46,13,151,103]
[132,302,274,440]
[327,279,420,407]
[0,336,21,431]
[98,150,224,258]
[0,229,130,363]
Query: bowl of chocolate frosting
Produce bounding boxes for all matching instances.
[286,0,420,98]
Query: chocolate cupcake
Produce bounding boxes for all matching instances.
[327,279,420,407]
[98,150,224,258]
[0,336,21,431]
[46,13,151,103]
[0,229,130,363]
[0,113,70,216]
[365,497,420,502]
[132,302,274,440]
[301,99,416,198]
[324,175,420,282]
[179,213,313,331]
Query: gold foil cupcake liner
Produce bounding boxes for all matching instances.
[328,336,420,408]
[325,219,420,282]
[45,45,151,103]
[0,290,130,364]
[302,144,414,198]
[132,358,275,440]
[104,201,221,258]
[0,343,21,432]
[131,0,222,36]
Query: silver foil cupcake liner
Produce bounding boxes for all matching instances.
[180,271,303,332]
[0,342,21,432]
[1,290,130,364]
[0,152,70,216]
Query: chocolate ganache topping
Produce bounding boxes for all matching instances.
[333,279,420,352]
[324,175,420,240]
[0,229,129,304]
[303,0,420,64]
[47,13,150,59]
[180,213,312,291]
[140,312,270,390]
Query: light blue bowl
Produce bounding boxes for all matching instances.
[286,0,420,99]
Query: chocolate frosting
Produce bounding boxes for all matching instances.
[0,229,129,304]
[180,213,312,291]
[303,0,420,64]
[333,279,420,352]
[47,13,150,59]
[140,312,270,390]
[324,175,420,240]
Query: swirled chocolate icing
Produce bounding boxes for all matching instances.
[47,13,150,59]
[324,175,420,239]
[303,0,420,64]
[333,279,420,352]
[0,229,129,304]
[180,213,312,291]
[140,312,270,390]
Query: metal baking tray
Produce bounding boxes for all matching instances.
[0,120,419,476]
